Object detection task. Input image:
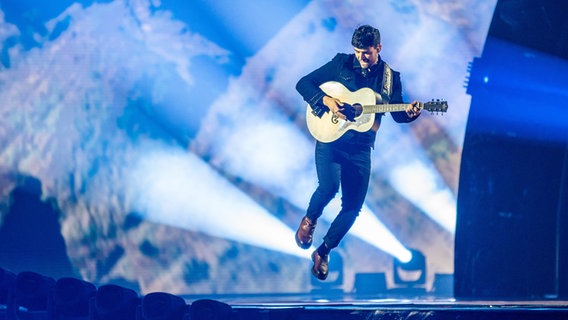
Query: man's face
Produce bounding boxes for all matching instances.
[354,44,382,69]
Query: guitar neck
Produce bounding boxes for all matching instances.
[362,103,417,114]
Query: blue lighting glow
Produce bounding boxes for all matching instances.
[0,0,499,295]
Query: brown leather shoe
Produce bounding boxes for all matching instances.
[295,216,316,249]
[311,250,329,280]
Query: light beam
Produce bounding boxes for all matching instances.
[127,143,311,259]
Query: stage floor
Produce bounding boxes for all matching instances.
[197,296,568,320]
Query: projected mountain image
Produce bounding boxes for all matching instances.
[0,0,496,296]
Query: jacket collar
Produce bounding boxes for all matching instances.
[352,55,383,77]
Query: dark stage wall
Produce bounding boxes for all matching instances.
[455,0,568,299]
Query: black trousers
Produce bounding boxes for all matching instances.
[306,140,371,249]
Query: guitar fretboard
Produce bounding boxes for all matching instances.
[362,103,416,114]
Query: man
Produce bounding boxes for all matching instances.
[295,25,421,280]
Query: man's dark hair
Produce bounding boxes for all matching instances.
[351,25,381,48]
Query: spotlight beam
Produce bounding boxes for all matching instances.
[374,120,457,233]
[322,198,412,263]
[127,144,310,259]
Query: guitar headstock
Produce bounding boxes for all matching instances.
[423,99,448,113]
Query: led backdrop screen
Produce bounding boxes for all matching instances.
[0,0,497,297]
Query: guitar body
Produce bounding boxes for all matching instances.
[306,81,377,143]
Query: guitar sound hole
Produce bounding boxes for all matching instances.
[353,104,363,117]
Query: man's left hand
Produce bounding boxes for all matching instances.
[406,100,421,118]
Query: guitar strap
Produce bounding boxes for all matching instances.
[380,62,393,104]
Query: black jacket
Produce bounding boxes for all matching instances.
[296,53,416,146]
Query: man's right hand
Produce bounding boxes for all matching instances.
[323,96,346,120]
